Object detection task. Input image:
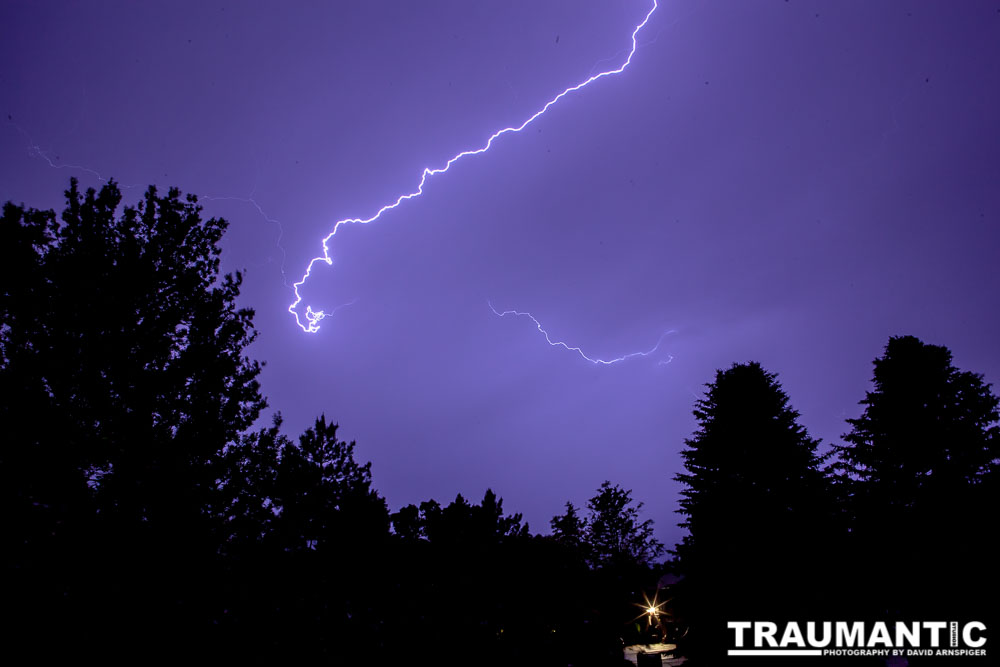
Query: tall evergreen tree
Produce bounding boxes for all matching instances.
[673,362,830,662]
[837,335,999,502]
[835,335,999,615]
[550,501,586,551]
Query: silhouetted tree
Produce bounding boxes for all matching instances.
[392,489,529,547]
[219,414,388,551]
[386,490,549,662]
[215,414,392,659]
[2,179,264,528]
[2,179,266,655]
[839,336,999,500]
[548,484,666,657]
[673,362,831,662]
[835,335,1000,616]
[585,481,663,570]
[389,501,422,541]
[216,415,286,552]
[273,415,389,550]
[550,501,586,550]
[419,489,529,545]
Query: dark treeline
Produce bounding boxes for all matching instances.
[3,180,998,664]
[672,352,999,664]
[1,180,664,664]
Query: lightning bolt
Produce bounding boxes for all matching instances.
[489,302,674,366]
[289,0,659,333]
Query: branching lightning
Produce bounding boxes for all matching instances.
[9,120,291,282]
[289,0,659,333]
[9,121,144,192]
[489,302,674,366]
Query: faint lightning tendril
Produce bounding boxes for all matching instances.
[9,117,292,283]
[201,193,289,284]
[9,121,144,192]
[289,0,659,333]
[489,302,674,366]
[8,116,292,284]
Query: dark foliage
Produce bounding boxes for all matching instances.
[382,486,663,665]
[547,483,668,655]
[2,179,265,525]
[3,180,654,664]
[214,414,392,660]
[834,335,1000,619]
[219,413,389,554]
[672,362,834,663]
[2,179,266,657]
[584,480,664,570]
[9,181,995,664]
[551,500,586,549]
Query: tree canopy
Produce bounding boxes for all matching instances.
[8,180,996,664]
[834,335,1000,615]
[837,335,999,501]
[584,481,663,569]
[675,362,828,569]
[2,178,271,657]
[219,413,389,554]
[1,178,265,536]
[672,361,832,661]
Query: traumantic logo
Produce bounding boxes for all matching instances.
[727,621,988,658]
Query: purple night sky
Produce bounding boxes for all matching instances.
[3,0,999,548]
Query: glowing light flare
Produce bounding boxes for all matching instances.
[633,590,669,625]
[289,0,660,333]
[489,302,673,366]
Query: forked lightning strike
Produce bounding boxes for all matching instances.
[489,303,674,366]
[289,0,659,333]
